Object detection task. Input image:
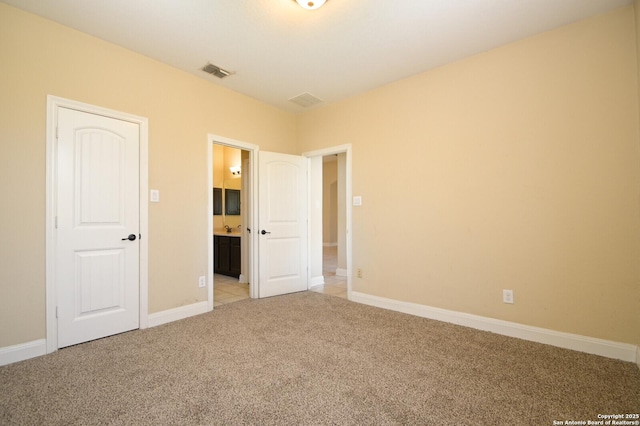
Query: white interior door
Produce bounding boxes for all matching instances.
[258,151,308,298]
[56,107,140,348]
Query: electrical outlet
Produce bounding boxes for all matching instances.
[198,276,206,288]
[503,289,514,304]
[357,268,363,279]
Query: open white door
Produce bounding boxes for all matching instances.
[258,151,308,298]
[56,107,140,348]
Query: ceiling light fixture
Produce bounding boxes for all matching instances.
[295,0,327,10]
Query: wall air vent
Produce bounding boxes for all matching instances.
[201,63,233,79]
[288,92,323,108]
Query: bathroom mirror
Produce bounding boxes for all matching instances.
[225,189,240,215]
[223,178,241,216]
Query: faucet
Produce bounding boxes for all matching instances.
[224,224,241,233]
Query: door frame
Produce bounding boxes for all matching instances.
[303,144,353,297]
[207,134,258,306]
[45,95,149,353]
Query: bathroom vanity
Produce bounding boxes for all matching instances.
[214,233,241,278]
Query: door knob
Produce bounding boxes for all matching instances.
[261,230,271,235]
[122,234,137,241]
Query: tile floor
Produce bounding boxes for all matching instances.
[213,274,250,307]
[213,245,348,307]
[309,245,348,299]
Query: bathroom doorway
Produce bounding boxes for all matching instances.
[209,137,255,307]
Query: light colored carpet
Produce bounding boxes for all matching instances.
[1,292,638,425]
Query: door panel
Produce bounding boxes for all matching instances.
[258,151,308,298]
[75,249,124,314]
[57,107,140,348]
[76,129,125,225]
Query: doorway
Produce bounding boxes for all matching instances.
[207,135,258,309]
[211,143,249,306]
[304,145,352,300]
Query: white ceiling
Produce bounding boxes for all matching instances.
[2,0,633,112]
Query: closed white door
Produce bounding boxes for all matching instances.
[258,151,308,298]
[56,107,140,348]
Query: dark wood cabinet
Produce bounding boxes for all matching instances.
[229,237,241,274]
[214,235,241,278]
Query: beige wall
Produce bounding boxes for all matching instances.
[222,148,242,230]
[298,5,640,346]
[322,160,338,244]
[0,4,296,347]
[212,146,242,231]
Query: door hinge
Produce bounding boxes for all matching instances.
[55,306,58,318]
[55,216,58,229]
[55,126,59,139]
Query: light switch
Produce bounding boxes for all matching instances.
[353,196,362,206]
[150,189,160,202]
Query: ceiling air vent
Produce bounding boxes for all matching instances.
[288,92,323,108]
[201,63,233,79]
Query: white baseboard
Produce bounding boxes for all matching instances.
[309,276,325,288]
[0,339,47,366]
[335,268,348,277]
[148,301,210,328]
[350,291,638,364]
[239,274,248,284]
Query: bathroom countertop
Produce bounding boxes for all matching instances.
[214,232,241,237]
